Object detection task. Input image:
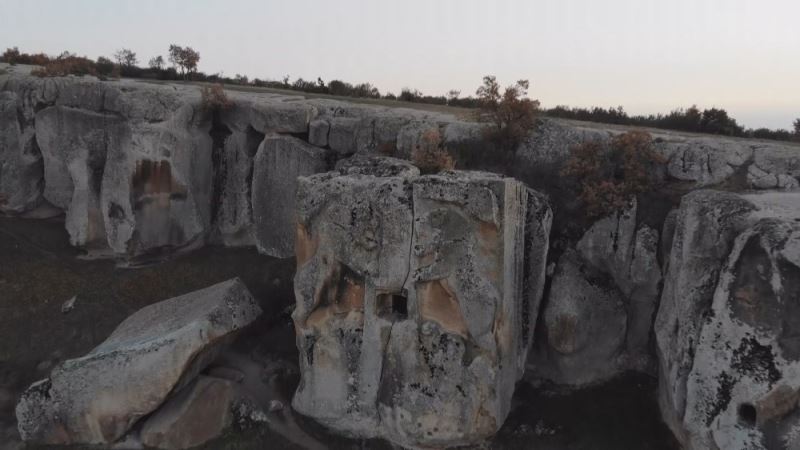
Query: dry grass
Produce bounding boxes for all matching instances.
[411,129,456,174]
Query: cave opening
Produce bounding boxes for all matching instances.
[378,292,408,321]
[738,403,757,426]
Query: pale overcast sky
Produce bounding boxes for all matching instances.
[1,0,798,129]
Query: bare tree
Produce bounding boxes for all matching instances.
[446,89,461,105]
[113,48,137,68]
[148,55,164,70]
[168,45,200,79]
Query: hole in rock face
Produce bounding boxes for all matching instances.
[738,403,757,426]
[377,293,408,321]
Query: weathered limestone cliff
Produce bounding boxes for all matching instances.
[2,65,799,263]
[656,191,800,449]
[4,64,800,449]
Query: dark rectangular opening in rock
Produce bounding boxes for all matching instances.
[377,293,408,321]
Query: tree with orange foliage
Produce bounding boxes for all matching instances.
[476,76,540,149]
[200,83,232,112]
[561,130,665,218]
[411,129,455,174]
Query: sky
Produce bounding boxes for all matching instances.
[1,0,798,129]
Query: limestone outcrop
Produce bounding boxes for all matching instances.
[291,157,552,448]
[530,199,662,385]
[0,91,42,213]
[531,249,628,385]
[15,278,260,445]
[140,376,237,450]
[252,135,330,258]
[3,67,799,263]
[655,190,800,449]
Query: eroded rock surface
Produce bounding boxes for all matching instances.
[654,191,800,448]
[291,158,552,448]
[252,135,330,258]
[141,375,236,450]
[532,249,628,385]
[15,278,260,445]
[530,199,661,385]
[0,91,42,213]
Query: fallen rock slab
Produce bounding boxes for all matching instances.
[15,278,260,445]
[141,375,236,450]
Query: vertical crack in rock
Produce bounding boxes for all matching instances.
[209,112,233,232]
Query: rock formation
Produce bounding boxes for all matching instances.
[2,67,799,262]
[252,135,330,258]
[140,376,237,450]
[4,65,800,449]
[655,190,800,448]
[529,199,661,385]
[15,278,260,446]
[291,157,552,448]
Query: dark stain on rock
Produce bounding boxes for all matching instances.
[729,235,782,331]
[732,337,782,386]
[131,160,188,209]
[107,201,125,221]
[706,371,735,426]
[778,258,800,360]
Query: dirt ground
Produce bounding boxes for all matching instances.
[0,216,678,450]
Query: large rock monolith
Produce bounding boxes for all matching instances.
[655,191,800,448]
[291,157,552,448]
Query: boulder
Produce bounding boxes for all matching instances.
[747,145,800,190]
[576,199,661,355]
[219,94,315,135]
[308,119,330,147]
[654,191,800,448]
[531,250,627,385]
[661,139,752,186]
[0,91,42,214]
[291,159,552,448]
[15,278,260,445]
[252,135,330,258]
[326,117,365,155]
[141,376,236,450]
[395,121,439,160]
[531,200,661,386]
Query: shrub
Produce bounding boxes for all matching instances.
[95,57,116,78]
[411,129,455,174]
[201,83,232,112]
[31,55,97,77]
[476,76,540,150]
[794,119,800,141]
[561,130,665,218]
